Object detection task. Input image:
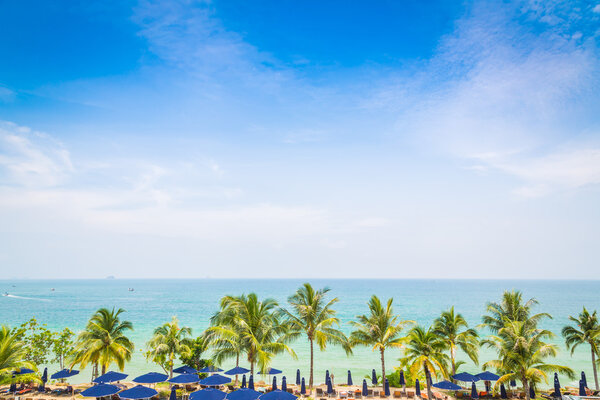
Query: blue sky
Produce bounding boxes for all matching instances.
[1,0,600,279]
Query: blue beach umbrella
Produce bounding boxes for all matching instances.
[553,373,561,398]
[199,366,224,374]
[452,373,479,382]
[174,366,198,374]
[362,380,368,396]
[415,380,421,398]
[226,367,251,376]
[471,382,478,399]
[51,369,79,380]
[190,388,227,400]
[169,374,200,384]
[260,390,297,400]
[119,385,159,399]
[282,376,287,393]
[134,372,168,384]
[81,384,120,398]
[264,368,283,375]
[432,381,462,391]
[399,371,405,386]
[301,378,306,395]
[242,375,247,388]
[385,379,390,396]
[348,371,353,386]
[228,389,262,400]
[372,369,377,385]
[200,374,231,386]
[500,384,507,399]
[579,380,586,396]
[326,370,330,384]
[296,370,301,386]
[581,372,588,389]
[94,371,128,383]
[476,372,499,381]
[273,376,278,391]
[249,375,255,390]
[529,386,536,399]
[327,378,333,395]
[169,387,177,400]
[13,368,35,375]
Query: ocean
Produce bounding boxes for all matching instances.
[1,279,598,387]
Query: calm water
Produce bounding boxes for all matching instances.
[1,279,598,387]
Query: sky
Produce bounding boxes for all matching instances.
[1,0,600,279]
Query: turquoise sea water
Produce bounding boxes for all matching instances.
[1,279,598,387]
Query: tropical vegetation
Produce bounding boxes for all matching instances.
[0,325,35,385]
[146,316,193,378]
[433,306,479,378]
[562,307,600,390]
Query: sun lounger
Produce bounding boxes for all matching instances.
[368,390,374,398]
[406,391,415,399]
[393,391,402,399]
[380,392,387,398]
[317,388,324,397]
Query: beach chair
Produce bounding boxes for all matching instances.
[317,388,324,397]
[368,390,374,398]
[379,391,387,398]
[406,391,415,399]
[373,391,379,398]
[393,391,402,399]
[287,389,293,394]
[355,392,362,399]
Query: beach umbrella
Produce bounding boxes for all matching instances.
[81,384,120,398]
[581,372,588,389]
[553,373,561,398]
[500,384,507,399]
[372,369,377,385]
[226,367,251,376]
[51,369,79,380]
[282,376,287,393]
[41,367,48,383]
[301,378,306,395]
[199,374,231,386]
[264,368,283,375]
[471,382,478,399]
[13,368,35,375]
[119,385,159,399]
[385,379,390,396]
[228,389,262,400]
[348,370,353,386]
[476,372,499,381]
[326,370,330,384]
[199,366,224,374]
[362,380,368,396]
[134,372,168,384]
[9,381,16,394]
[415,380,421,398]
[273,376,278,391]
[259,390,297,400]
[169,387,177,400]
[242,375,247,388]
[529,386,536,399]
[169,373,200,384]
[509,372,516,387]
[579,380,586,396]
[249,375,255,390]
[94,370,128,383]
[399,370,406,386]
[452,373,479,382]
[432,381,462,391]
[327,378,333,395]
[190,388,227,400]
[296,370,301,386]
[174,366,198,374]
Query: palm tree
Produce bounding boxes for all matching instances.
[483,320,574,400]
[205,314,245,384]
[209,293,296,375]
[280,283,352,388]
[433,307,479,378]
[562,307,600,390]
[147,316,193,378]
[402,325,450,400]
[350,296,412,385]
[481,290,550,333]
[0,326,35,384]
[72,307,134,377]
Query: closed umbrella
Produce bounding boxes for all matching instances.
[348,371,353,386]
[273,376,278,391]
[169,387,177,400]
[94,371,128,383]
[190,388,227,400]
[500,384,507,399]
[372,370,377,385]
[39,368,48,392]
[199,374,232,387]
[385,379,390,396]
[581,372,588,389]
[81,384,120,397]
[326,371,330,385]
[362,380,368,396]
[174,366,197,374]
[399,371,405,387]
[119,385,159,399]
[242,375,247,388]
[529,386,536,399]
[415,380,421,398]
[296,370,301,386]
[228,389,262,400]
[509,373,516,388]
[134,372,168,384]
[432,381,461,391]
[301,378,306,395]
[249,375,255,390]
[282,377,287,393]
[471,382,478,399]
[259,390,297,400]
[553,373,561,398]
[579,380,586,396]
[327,378,333,395]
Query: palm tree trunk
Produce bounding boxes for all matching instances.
[310,338,314,389]
[380,348,386,387]
[424,362,432,400]
[591,346,599,390]
[523,376,529,400]
[235,353,240,385]
[451,344,457,380]
[169,363,173,379]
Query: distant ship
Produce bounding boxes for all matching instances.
[51,288,55,291]
[3,292,8,296]
[128,288,134,292]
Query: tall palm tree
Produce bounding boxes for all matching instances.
[205,313,246,384]
[281,283,352,388]
[350,296,412,385]
[402,325,450,400]
[210,293,296,375]
[562,307,600,390]
[433,307,479,378]
[72,307,134,376]
[147,316,193,378]
[483,320,574,400]
[481,290,550,333]
[0,326,35,384]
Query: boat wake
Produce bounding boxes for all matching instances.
[4,294,51,302]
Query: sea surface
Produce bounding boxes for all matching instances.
[1,279,599,387]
